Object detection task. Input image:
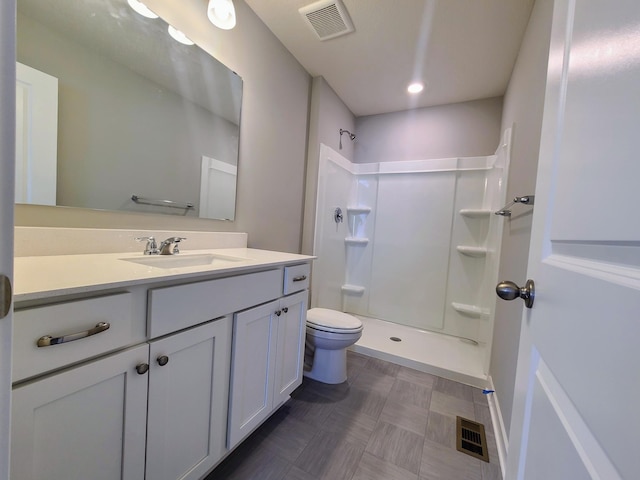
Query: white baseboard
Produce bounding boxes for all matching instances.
[487,376,508,477]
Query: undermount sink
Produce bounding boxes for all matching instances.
[120,253,248,269]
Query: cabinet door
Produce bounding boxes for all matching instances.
[146,317,231,480]
[273,291,307,406]
[227,300,279,449]
[11,345,149,480]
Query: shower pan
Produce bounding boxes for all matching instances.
[311,129,512,384]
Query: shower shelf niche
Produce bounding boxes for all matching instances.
[459,209,492,218]
[451,302,488,318]
[456,246,488,257]
[345,237,369,245]
[341,284,365,295]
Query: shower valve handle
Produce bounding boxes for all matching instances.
[496,280,535,309]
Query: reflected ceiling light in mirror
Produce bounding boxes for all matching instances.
[127,0,158,19]
[208,0,237,30]
[407,82,424,94]
[168,25,195,45]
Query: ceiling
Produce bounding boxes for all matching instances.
[244,0,536,117]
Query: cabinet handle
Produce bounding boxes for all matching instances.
[282,307,289,313]
[136,363,149,375]
[275,310,282,316]
[36,322,111,347]
[292,275,307,282]
[157,355,169,366]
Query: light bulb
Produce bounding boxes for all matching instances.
[207,0,236,30]
[168,25,194,45]
[127,0,158,19]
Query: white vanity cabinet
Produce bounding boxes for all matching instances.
[11,344,150,480]
[227,283,308,449]
[145,317,231,480]
[11,254,312,480]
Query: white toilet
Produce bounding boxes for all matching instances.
[304,308,363,384]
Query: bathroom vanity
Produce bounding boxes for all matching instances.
[11,232,312,480]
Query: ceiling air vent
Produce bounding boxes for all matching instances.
[299,0,354,41]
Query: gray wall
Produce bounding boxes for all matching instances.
[15,0,311,253]
[354,97,503,163]
[301,77,355,256]
[490,0,554,439]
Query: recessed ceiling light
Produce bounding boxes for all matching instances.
[407,82,424,94]
[168,25,194,45]
[127,0,158,19]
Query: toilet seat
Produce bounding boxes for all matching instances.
[306,308,363,334]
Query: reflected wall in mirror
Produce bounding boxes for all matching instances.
[16,0,243,220]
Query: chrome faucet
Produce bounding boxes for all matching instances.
[135,236,159,255]
[135,236,186,255]
[157,237,187,255]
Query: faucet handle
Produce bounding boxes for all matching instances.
[158,236,187,255]
[135,236,158,255]
[171,237,187,254]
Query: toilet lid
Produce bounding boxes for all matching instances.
[307,308,362,332]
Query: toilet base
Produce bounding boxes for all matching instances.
[304,347,348,384]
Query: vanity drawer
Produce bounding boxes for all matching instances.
[283,263,310,295]
[13,293,135,382]
[148,269,283,338]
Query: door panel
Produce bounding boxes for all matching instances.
[273,291,307,405]
[146,318,231,480]
[11,346,149,480]
[0,3,15,478]
[507,0,640,478]
[227,300,278,449]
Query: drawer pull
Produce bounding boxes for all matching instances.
[292,275,307,282]
[36,322,111,347]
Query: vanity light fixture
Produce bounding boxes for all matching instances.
[407,82,424,94]
[168,25,195,45]
[207,0,237,30]
[127,0,158,19]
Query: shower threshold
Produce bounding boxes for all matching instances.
[350,315,489,388]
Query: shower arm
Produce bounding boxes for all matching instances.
[339,128,356,150]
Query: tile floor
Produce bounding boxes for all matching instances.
[206,351,501,480]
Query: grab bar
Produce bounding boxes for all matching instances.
[131,194,194,210]
[495,195,535,217]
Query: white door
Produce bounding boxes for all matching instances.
[0,2,15,479]
[506,0,640,478]
[15,62,58,205]
[199,156,237,220]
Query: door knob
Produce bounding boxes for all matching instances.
[496,279,535,308]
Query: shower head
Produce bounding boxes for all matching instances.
[339,128,356,149]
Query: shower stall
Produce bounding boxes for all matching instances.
[311,129,512,385]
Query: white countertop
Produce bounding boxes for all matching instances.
[14,248,314,303]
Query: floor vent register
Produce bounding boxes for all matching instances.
[456,416,490,462]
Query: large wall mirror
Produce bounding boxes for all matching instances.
[16,0,243,220]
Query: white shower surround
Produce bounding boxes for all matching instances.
[312,129,511,380]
